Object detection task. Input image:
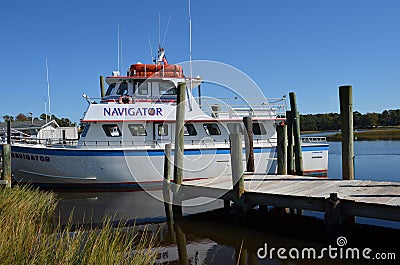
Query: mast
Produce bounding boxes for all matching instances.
[45,58,51,120]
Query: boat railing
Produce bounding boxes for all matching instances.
[196,97,287,119]
[10,136,79,147]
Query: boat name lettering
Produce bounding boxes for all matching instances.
[11,152,51,162]
[103,107,163,117]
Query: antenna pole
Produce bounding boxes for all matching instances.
[158,14,161,48]
[45,58,51,119]
[188,0,193,111]
[44,100,48,124]
[117,24,120,73]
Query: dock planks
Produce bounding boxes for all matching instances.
[180,174,400,222]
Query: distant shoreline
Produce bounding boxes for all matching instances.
[302,127,400,141]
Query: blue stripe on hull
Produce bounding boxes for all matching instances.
[11,145,328,157]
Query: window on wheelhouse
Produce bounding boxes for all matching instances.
[203,123,221,135]
[102,124,122,137]
[184,123,197,136]
[253,122,267,135]
[159,82,176,95]
[158,124,168,136]
[116,81,128,95]
[137,81,148,95]
[105,83,116,96]
[81,124,90,137]
[128,124,147,136]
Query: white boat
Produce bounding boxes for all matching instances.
[2,48,328,189]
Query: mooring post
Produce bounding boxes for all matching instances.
[172,82,186,217]
[339,85,354,180]
[286,110,294,175]
[243,116,255,172]
[2,121,12,187]
[99,76,106,98]
[339,85,356,229]
[7,120,11,145]
[163,143,172,183]
[1,144,11,188]
[289,92,303,176]
[324,193,341,241]
[230,133,245,207]
[276,123,287,175]
[163,143,173,219]
[173,222,189,265]
[163,144,176,244]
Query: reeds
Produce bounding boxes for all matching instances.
[326,129,400,141]
[0,186,157,265]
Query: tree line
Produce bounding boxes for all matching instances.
[300,109,400,131]
[2,113,76,127]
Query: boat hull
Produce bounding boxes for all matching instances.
[7,144,328,189]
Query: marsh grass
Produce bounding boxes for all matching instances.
[0,186,157,265]
[326,129,400,141]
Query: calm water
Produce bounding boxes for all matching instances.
[54,141,400,264]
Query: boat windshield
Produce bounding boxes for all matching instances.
[105,83,116,96]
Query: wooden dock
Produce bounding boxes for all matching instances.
[178,174,400,223]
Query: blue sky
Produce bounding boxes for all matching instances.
[1,0,399,123]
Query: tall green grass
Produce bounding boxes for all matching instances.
[0,186,157,265]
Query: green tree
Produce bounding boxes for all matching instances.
[15,113,29,122]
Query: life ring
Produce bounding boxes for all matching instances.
[118,95,133,104]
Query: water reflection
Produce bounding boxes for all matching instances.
[54,187,399,264]
[52,140,400,264]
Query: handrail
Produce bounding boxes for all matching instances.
[196,96,287,118]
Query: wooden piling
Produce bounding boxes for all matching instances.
[230,133,245,205]
[243,116,255,172]
[173,83,186,185]
[7,120,11,144]
[172,82,186,217]
[1,144,11,188]
[99,76,106,98]
[324,193,341,240]
[286,110,294,175]
[288,92,303,176]
[163,143,173,221]
[173,223,189,265]
[339,85,354,180]
[276,123,287,175]
[163,143,172,182]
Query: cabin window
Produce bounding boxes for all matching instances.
[138,82,149,95]
[102,124,122,137]
[105,83,116,96]
[253,122,267,135]
[159,82,176,95]
[203,123,221,136]
[184,124,197,136]
[81,124,90,137]
[158,124,168,136]
[128,124,147,136]
[116,81,128,95]
[227,123,243,134]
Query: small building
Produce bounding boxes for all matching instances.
[0,120,78,143]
